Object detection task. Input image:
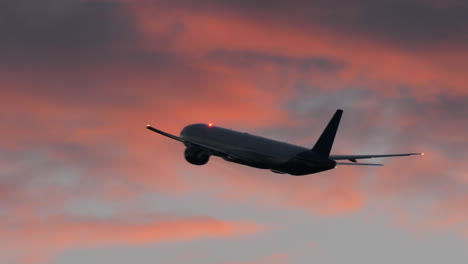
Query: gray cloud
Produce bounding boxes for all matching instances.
[206,50,346,74]
[158,0,468,49]
[0,0,191,108]
[0,0,137,62]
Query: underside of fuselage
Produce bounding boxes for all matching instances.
[218,151,336,175]
[271,157,336,175]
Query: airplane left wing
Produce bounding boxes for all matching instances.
[146,125,184,142]
[146,125,254,163]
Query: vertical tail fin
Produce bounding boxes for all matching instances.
[311,109,343,157]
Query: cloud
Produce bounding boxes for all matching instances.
[223,252,290,264]
[128,0,468,98]
[0,0,137,61]
[1,213,263,264]
[1,1,468,263]
[145,0,468,48]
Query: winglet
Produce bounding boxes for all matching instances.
[311,109,343,158]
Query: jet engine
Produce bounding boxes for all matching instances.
[184,147,210,165]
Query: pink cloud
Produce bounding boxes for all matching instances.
[128,1,468,99]
[1,213,263,264]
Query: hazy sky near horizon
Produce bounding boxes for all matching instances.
[1,0,468,263]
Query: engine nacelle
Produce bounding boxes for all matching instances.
[184,147,210,165]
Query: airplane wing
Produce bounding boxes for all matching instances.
[146,125,253,162]
[330,153,423,162]
[146,125,184,142]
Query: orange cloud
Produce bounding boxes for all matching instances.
[1,214,263,264]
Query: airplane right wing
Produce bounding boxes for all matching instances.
[330,153,423,162]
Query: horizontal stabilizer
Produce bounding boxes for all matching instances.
[336,162,383,166]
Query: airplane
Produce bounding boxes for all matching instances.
[146,109,423,175]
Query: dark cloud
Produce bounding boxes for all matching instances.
[206,50,346,74]
[0,0,138,106]
[0,0,137,62]
[307,0,468,48]
[158,0,468,49]
[0,0,188,108]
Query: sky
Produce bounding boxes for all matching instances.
[1,0,468,263]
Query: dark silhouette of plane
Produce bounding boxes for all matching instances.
[146,109,422,175]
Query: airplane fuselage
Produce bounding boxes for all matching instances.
[180,124,336,175]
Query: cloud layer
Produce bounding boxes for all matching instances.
[1,0,467,263]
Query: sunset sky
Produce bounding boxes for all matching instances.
[1,0,468,263]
